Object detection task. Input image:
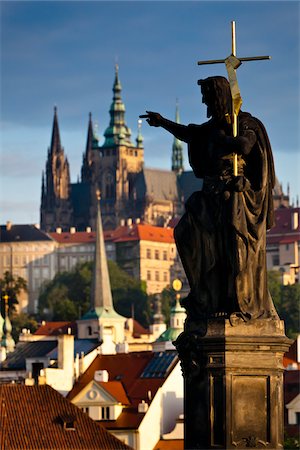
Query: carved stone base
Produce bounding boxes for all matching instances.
[174,318,291,449]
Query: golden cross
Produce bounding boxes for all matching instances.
[198,21,271,176]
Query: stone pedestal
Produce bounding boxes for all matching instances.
[174,318,291,449]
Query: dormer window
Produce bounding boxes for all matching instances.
[59,414,76,431]
[101,406,110,420]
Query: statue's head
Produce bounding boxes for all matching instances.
[198,76,232,121]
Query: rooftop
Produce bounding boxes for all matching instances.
[0,384,131,449]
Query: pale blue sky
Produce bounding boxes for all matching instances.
[1,1,299,224]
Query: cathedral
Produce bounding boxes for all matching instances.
[40,66,290,232]
[40,66,202,232]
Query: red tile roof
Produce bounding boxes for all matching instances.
[153,439,184,450]
[68,352,153,402]
[68,352,178,430]
[98,381,131,405]
[49,231,96,244]
[49,223,175,245]
[0,384,131,449]
[271,207,300,233]
[34,321,77,336]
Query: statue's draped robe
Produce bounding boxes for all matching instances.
[174,112,277,320]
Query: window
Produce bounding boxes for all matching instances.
[272,255,279,266]
[146,249,151,259]
[286,244,290,251]
[147,271,151,281]
[105,172,114,198]
[101,406,110,420]
[163,272,168,282]
[155,271,159,282]
[163,251,167,260]
[155,250,159,260]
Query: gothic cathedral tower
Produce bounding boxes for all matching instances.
[88,64,144,230]
[40,107,73,231]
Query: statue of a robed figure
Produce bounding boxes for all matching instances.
[141,75,278,325]
[141,22,291,450]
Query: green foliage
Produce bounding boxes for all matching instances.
[268,271,300,339]
[0,271,27,316]
[38,260,151,327]
[284,436,300,449]
[11,312,38,343]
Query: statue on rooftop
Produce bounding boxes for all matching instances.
[141,75,278,325]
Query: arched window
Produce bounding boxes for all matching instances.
[105,172,114,199]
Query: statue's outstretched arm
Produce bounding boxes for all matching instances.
[140,111,190,143]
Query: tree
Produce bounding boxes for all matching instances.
[0,271,27,316]
[11,312,38,343]
[268,271,300,339]
[38,260,151,327]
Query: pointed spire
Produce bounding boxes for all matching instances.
[90,190,114,312]
[136,119,144,148]
[50,106,62,154]
[1,294,15,353]
[103,65,133,148]
[153,294,165,325]
[81,113,99,183]
[172,100,184,174]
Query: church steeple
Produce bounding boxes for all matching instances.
[172,100,184,174]
[50,106,62,155]
[81,113,99,183]
[103,65,133,147]
[40,107,73,231]
[90,190,114,312]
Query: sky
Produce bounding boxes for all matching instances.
[1,1,299,225]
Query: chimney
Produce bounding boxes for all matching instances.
[70,227,76,234]
[57,334,74,374]
[120,219,125,227]
[291,211,299,230]
[86,226,92,233]
[38,369,46,385]
[56,227,62,234]
[127,218,133,227]
[25,372,35,386]
[34,223,40,229]
[136,218,141,224]
[94,370,109,382]
[138,400,149,413]
[6,221,12,231]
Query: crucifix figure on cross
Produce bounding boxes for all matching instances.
[198,21,271,175]
[140,21,278,322]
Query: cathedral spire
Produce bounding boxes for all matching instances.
[103,65,133,147]
[172,100,184,174]
[136,119,144,148]
[90,190,114,312]
[81,113,99,182]
[50,106,62,155]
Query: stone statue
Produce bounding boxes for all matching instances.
[141,76,278,324]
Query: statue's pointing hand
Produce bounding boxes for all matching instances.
[139,111,163,127]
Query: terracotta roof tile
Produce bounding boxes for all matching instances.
[0,384,131,449]
[98,381,131,405]
[68,352,179,430]
[153,439,184,450]
[49,231,96,244]
[68,352,153,402]
[34,321,77,336]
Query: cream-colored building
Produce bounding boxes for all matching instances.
[0,222,57,312]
